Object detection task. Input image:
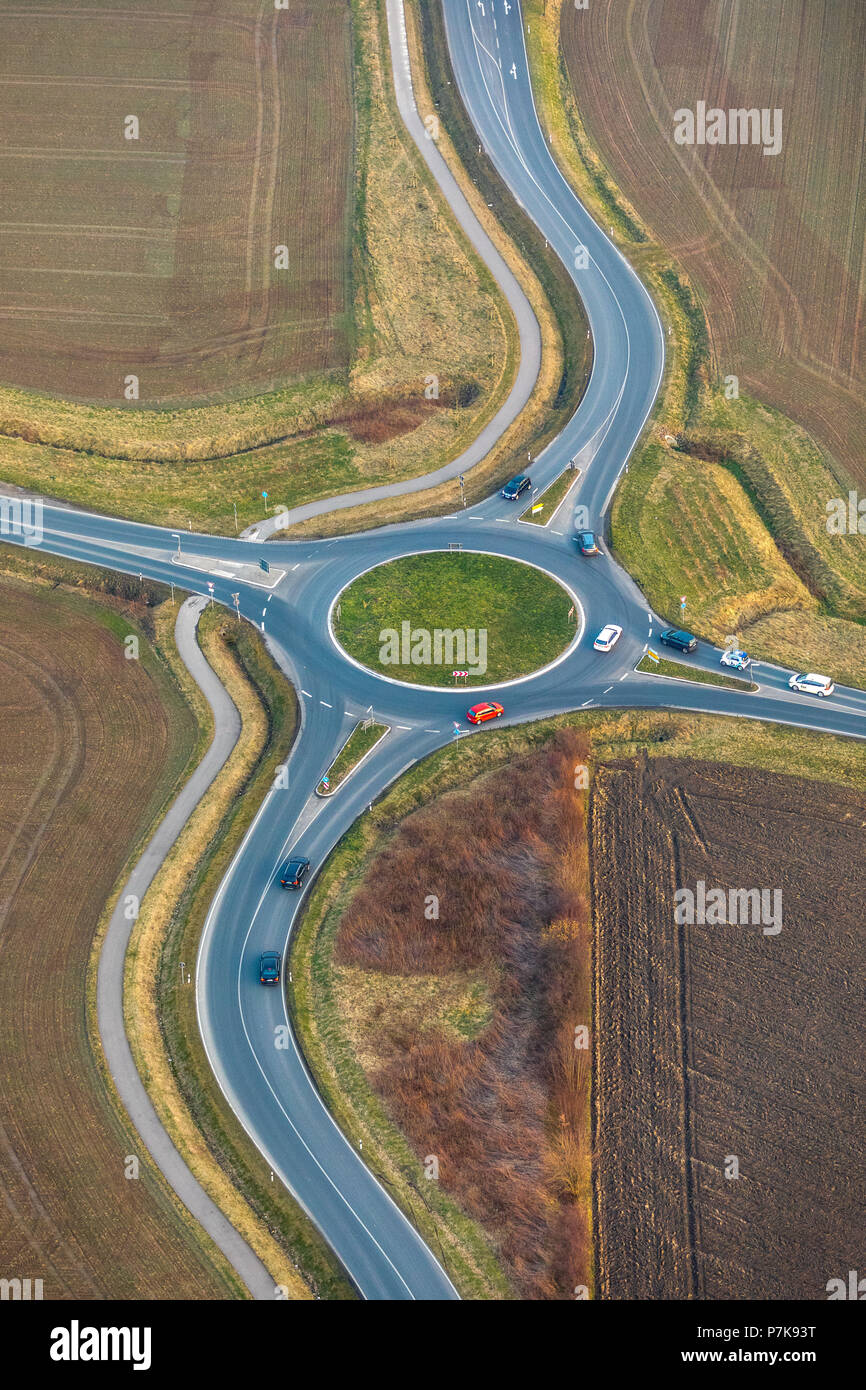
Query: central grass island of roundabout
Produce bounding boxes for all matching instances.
[332,551,578,688]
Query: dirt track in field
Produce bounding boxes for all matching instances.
[591,756,866,1300]
[0,579,234,1297]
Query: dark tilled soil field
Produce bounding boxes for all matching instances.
[591,755,866,1299]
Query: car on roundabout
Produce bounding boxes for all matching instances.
[574,530,600,556]
[593,623,623,652]
[788,673,835,697]
[500,474,531,500]
[466,701,504,724]
[720,649,750,670]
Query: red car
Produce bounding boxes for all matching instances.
[466,702,504,725]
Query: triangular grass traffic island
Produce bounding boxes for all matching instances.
[316,719,390,796]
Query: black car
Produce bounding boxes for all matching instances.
[259,951,281,986]
[574,530,600,556]
[279,856,310,889]
[659,627,698,654]
[500,474,531,500]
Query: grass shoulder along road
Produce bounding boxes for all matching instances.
[318,720,390,795]
[333,552,577,686]
[637,654,758,692]
[270,0,593,542]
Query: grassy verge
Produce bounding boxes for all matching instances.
[289,703,866,1300]
[334,552,576,686]
[524,0,866,680]
[637,654,757,692]
[123,606,354,1301]
[519,466,580,525]
[318,721,390,794]
[612,444,815,640]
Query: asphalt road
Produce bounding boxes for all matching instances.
[2,0,864,1301]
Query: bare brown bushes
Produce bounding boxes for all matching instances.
[336,729,593,1297]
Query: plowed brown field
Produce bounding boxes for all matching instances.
[0,577,235,1297]
[591,756,866,1299]
[561,0,866,488]
[0,0,352,402]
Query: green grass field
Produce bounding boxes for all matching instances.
[334,552,576,686]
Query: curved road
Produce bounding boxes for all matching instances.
[3,0,864,1299]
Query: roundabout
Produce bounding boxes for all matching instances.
[330,550,581,690]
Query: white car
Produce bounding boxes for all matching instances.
[720,649,750,669]
[788,672,835,697]
[594,623,623,652]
